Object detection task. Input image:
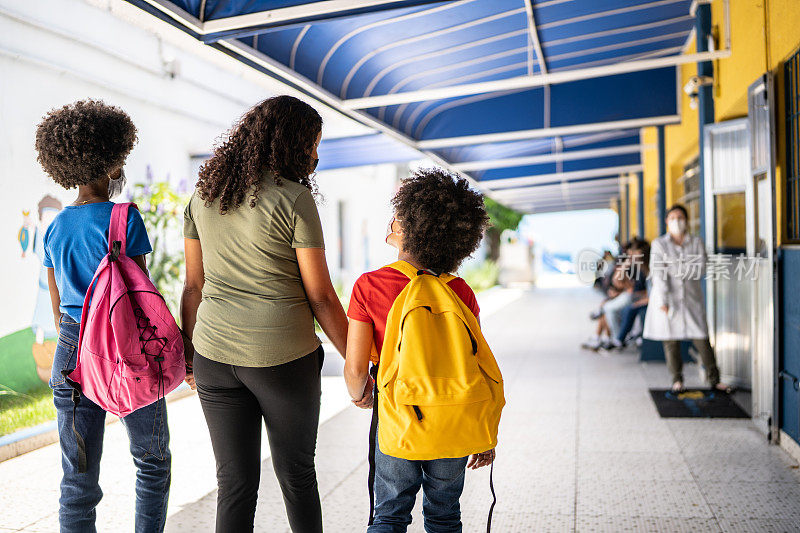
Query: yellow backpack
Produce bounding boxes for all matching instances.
[376,260,505,460]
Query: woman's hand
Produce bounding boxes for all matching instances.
[660,305,669,314]
[467,449,495,469]
[352,375,374,409]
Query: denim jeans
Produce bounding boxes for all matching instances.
[602,291,632,341]
[369,434,468,533]
[50,314,171,533]
[616,303,647,344]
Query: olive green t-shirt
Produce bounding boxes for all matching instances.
[183,177,324,367]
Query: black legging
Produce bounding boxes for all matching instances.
[194,347,324,533]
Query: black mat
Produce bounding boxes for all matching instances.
[649,389,749,418]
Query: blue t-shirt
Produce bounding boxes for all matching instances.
[43,202,152,321]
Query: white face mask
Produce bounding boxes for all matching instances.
[108,169,127,199]
[667,218,686,237]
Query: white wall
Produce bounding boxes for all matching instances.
[0,0,372,337]
[316,164,405,292]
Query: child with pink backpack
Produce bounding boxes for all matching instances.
[36,100,183,533]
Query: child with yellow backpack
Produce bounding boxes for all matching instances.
[344,168,505,532]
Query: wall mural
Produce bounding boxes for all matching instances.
[1,195,62,394]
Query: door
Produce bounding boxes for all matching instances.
[703,119,751,391]
[748,74,777,438]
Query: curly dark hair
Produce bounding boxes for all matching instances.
[35,99,138,189]
[197,95,323,214]
[392,168,489,274]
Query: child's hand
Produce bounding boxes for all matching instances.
[352,375,374,409]
[184,372,196,390]
[467,449,495,469]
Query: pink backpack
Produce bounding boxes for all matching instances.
[64,203,185,470]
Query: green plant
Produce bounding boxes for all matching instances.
[129,180,190,317]
[461,260,500,293]
[484,198,523,261]
[0,384,56,436]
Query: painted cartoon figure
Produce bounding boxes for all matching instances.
[31,195,62,381]
[18,210,34,257]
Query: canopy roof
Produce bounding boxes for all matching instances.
[128,0,729,213]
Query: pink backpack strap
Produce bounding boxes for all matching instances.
[108,202,138,260]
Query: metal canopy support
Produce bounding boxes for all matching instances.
[204,1,446,34]
[514,199,614,212]
[416,117,677,149]
[343,50,731,109]
[482,165,642,190]
[695,3,715,239]
[657,124,667,235]
[451,144,646,172]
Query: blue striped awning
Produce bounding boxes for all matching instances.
[125,0,702,213]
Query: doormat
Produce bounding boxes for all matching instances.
[649,389,749,418]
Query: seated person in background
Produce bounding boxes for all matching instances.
[609,239,650,350]
[592,249,616,293]
[583,260,633,351]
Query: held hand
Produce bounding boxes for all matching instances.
[184,372,196,390]
[352,375,374,409]
[467,448,495,470]
[660,305,669,314]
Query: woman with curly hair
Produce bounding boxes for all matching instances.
[180,95,348,533]
[35,100,171,532]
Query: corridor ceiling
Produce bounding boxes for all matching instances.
[126,0,729,214]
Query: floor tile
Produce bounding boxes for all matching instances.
[576,515,721,532]
[578,451,694,481]
[700,481,800,519]
[576,479,714,518]
[718,517,800,532]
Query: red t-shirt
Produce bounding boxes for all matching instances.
[347,266,480,360]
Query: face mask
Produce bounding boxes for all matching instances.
[667,218,686,236]
[108,168,127,199]
[385,216,401,249]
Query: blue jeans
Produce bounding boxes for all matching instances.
[616,303,647,344]
[50,314,171,533]
[369,435,468,533]
[602,291,632,341]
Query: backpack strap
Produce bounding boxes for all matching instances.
[367,363,379,526]
[387,260,455,283]
[108,202,138,260]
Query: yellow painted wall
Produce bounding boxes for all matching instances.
[711,0,768,122]
[641,127,661,241]
[640,0,800,245]
[629,173,640,238]
[663,40,700,209]
[767,0,800,245]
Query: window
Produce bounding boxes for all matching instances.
[786,48,800,241]
[678,157,701,236]
[714,192,747,254]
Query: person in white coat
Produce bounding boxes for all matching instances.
[643,204,732,393]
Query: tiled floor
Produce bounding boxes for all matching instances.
[2,285,800,532]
